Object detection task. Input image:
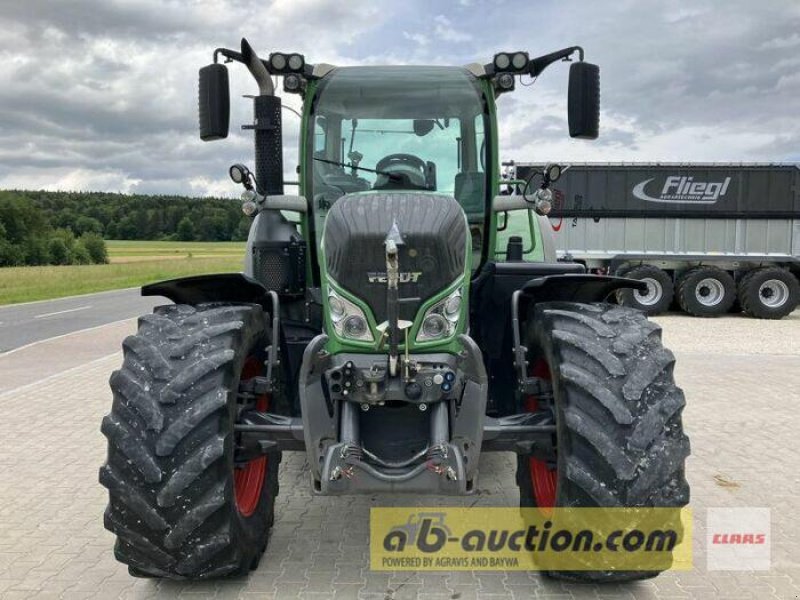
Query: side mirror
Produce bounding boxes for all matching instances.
[198,63,230,141]
[567,62,599,139]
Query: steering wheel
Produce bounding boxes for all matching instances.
[376,153,427,173]
[375,153,428,189]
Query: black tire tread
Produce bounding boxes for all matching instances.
[614,265,674,315]
[518,302,690,582]
[676,267,736,317]
[100,303,279,579]
[738,267,800,320]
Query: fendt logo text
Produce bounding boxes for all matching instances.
[632,176,731,204]
[368,272,423,284]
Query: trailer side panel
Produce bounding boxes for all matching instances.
[513,163,800,219]
[555,217,795,260]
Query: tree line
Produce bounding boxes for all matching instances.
[0,189,250,267]
[0,192,107,267]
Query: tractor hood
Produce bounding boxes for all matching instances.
[322,193,468,324]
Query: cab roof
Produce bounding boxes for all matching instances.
[313,65,485,119]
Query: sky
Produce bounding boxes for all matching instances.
[0,0,798,197]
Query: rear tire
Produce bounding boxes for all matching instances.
[517,302,690,582]
[739,268,800,319]
[676,267,736,317]
[615,265,674,315]
[100,303,280,579]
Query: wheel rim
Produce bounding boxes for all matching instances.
[759,279,790,308]
[234,356,269,518]
[695,277,725,307]
[634,277,663,307]
[526,359,557,515]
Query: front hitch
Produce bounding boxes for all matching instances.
[384,220,404,375]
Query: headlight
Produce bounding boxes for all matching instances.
[343,315,368,339]
[422,314,448,339]
[416,287,462,342]
[328,287,373,342]
[444,293,461,318]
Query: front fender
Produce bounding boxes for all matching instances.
[521,274,647,304]
[142,273,271,309]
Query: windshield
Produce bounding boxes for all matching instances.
[308,66,488,258]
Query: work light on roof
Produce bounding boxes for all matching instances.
[269,52,305,74]
[494,53,511,70]
[270,53,286,71]
[283,73,303,93]
[496,72,515,91]
[494,51,529,74]
[287,54,304,71]
[512,52,528,70]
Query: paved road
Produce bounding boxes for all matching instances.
[0,289,164,353]
[0,313,799,598]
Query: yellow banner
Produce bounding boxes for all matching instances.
[370,507,692,571]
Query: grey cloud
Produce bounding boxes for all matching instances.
[0,0,797,194]
[0,1,211,39]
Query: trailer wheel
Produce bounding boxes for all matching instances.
[676,267,736,317]
[517,302,690,582]
[739,268,800,319]
[100,303,280,579]
[615,265,673,315]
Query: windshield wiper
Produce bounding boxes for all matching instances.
[313,157,400,180]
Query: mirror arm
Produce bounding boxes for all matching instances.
[212,43,278,96]
[528,46,584,78]
[214,48,244,64]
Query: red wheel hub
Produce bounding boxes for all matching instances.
[234,357,270,518]
[526,359,557,514]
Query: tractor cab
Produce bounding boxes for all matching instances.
[305,66,491,269]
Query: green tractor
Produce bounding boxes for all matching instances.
[100,39,689,581]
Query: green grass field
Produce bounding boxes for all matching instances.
[0,215,542,305]
[106,240,245,262]
[0,241,246,305]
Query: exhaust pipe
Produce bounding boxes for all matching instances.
[240,38,283,196]
[241,38,274,96]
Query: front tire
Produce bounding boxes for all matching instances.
[517,302,690,582]
[100,303,280,579]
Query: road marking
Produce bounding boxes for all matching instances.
[0,286,140,308]
[0,318,134,357]
[0,352,120,399]
[33,305,93,319]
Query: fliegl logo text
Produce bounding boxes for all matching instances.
[370,507,692,571]
[632,176,731,204]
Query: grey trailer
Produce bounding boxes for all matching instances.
[507,162,800,318]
